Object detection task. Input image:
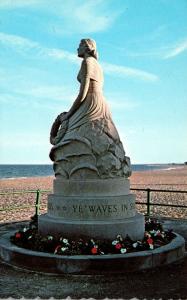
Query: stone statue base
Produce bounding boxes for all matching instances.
[38,178,145,240]
[39,213,144,241]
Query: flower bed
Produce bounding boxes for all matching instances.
[11,218,175,256]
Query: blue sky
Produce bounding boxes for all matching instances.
[0,0,187,164]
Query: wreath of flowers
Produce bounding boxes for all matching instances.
[11,218,175,256]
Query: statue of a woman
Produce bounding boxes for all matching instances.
[50,38,131,179]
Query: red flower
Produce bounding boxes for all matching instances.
[147,238,153,245]
[91,246,98,254]
[15,232,21,239]
[54,245,61,254]
[115,243,122,250]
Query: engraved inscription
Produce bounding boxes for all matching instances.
[49,202,135,216]
[73,205,83,213]
[121,204,128,211]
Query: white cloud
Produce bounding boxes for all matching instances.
[0,93,28,107]
[0,32,159,82]
[47,47,158,82]
[164,39,187,59]
[123,48,167,58]
[47,0,114,34]
[124,39,187,60]
[67,0,113,33]
[47,48,79,64]
[102,62,158,82]
[0,32,38,48]
[0,84,76,111]
[0,0,119,34]
[0,92,52,111]
[108,100,139,110]
[0,0,38,8]
[106,95,139,111]
[27,86,75,102]
[0,31,79,63]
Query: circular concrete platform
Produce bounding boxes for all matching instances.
[0,231,185,274]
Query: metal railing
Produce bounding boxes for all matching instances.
[0,188,187,218]
[131,188,187,216]
[0,189,50,217]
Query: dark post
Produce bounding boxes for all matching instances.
[35,189,41,216]
[147,188,151,216]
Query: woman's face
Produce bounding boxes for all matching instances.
[77,41,87,57]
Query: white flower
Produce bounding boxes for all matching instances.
[23,227,28,232]
[133,242,138,248]
[150,230,156,235]
[145,232,151,238]
[47,235,53,240]
[120,248,127,254]
[62,238,69,244]
[112,240,118,245]
[116,234,123,241]
[28,235,32,240]
[61,247,68,252]
[154,230,160,236]
[149,244,154,250]
[54,245,61,254]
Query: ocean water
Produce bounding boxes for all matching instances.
[0,164,182,179]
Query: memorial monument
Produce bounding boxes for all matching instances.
[38,39,145,240]
[0,39,184,275]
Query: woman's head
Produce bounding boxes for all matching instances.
[78,38,98,59]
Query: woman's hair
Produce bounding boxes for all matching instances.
[81,38,98,60]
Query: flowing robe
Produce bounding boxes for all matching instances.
[50,56,131,179]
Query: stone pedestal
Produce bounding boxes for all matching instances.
[38,177,145,240]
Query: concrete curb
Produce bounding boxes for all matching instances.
[0,230,185,274]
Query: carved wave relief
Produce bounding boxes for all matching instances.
[50,118,132,179]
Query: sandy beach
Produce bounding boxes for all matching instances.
[0,166,187,223]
